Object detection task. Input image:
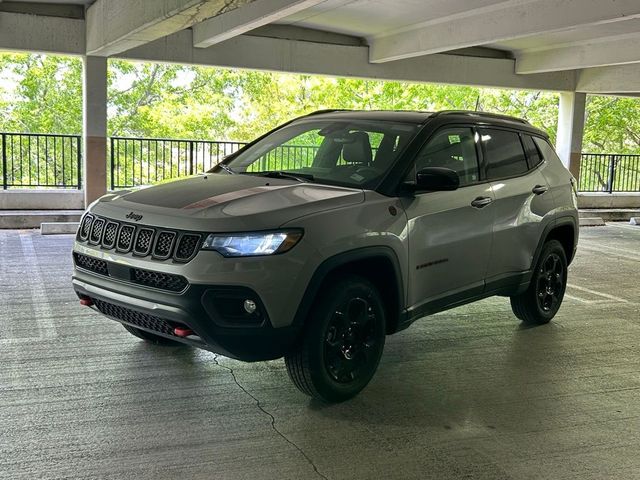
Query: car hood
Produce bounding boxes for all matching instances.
[90,174,365,231]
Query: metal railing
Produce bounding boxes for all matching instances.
[579,153,640,193]
[1,133,82,189]
[109,137,246,190]
[3,131,640,193]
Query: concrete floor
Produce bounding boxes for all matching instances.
[1,225,639,480]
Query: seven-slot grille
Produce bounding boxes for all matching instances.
[117,225,135,252]
[89,218,105,245]
[77,214,201,262]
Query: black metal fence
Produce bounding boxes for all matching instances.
[4,132,640,193]
[1,133,82,189]
[579,153,640,193]
[109,137,246,189]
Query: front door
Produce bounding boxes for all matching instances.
[401,126,494,310]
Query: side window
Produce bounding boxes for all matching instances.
[480,128,528,179]
[521,135,543,168]
[407,127,479,187]
[533,137,562,164]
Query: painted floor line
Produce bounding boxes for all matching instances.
[19,233,57,340]
[578,244,639,262]
[567,283,631,304]
[580,240,639,256]
[606,223,640,232]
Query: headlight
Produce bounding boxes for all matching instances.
[201,230,303,257]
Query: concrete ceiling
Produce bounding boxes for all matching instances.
[3,0,640,94]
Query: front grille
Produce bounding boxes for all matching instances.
[79,215,93,240]
[134,228,154,255]
[131,268,188,292]
[102,221,119,249]
[153,231,175,259]
[73,252,108,276]
[89,218,105,245]
[175,234,201,262]
[92,298,176,336]
[77,215,200,263]
[117,225,135,252]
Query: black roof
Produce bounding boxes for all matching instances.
[301,109,548,137]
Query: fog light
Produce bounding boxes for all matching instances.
[243,299,257,314]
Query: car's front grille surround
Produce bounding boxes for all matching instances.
[102,221,119,249]
[153,231,176,260]
[79,214,93,241]
[133,228,154,256]
[117,225,135,253]
[175,234,201,262]
[89,217,105,245]
[77,215,201,263]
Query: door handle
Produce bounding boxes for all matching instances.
[532,185,548,195]
[471,196,493,208]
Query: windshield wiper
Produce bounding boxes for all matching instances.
[217,163,236,175]
[249,171,314,182]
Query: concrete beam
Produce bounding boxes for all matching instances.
[193,0,325,48]
[517,34,640,74]
[0,12,84,55]
[119,29,576,92]
[86,0,255,57]
[369,0,640,64]
[577,64,640,94]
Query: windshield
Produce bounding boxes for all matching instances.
[213,118,420,189]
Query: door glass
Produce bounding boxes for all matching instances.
[406,127,480,186]
[480,129,528,179]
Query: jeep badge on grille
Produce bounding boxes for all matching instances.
[126,212,143,222]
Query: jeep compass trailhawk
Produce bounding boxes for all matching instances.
[73,110,578,402]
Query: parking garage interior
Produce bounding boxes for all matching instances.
[2,1,640,479]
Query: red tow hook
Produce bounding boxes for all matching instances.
[79,298,94,307]
[174,327,194,338]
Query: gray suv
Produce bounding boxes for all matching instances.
[72,110,578,402]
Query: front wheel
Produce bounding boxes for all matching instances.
[285,275,386,402]
[510,239,567,324]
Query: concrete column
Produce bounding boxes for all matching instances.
[556,92,586,180]
[82,55,108,207]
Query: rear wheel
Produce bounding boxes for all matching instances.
[510,239,567,324]
[122,324,186,346]
[285,275,386,402]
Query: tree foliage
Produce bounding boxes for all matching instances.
[1,52,639,154]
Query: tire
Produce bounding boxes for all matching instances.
[122,324,186,346]
[510,239,567,325]
[285,275,386,403]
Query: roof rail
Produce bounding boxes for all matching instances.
[304,109,350,116]
[433,110,530,125]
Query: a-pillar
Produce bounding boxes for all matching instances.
[83,55,108,207]
[556,92,586,180]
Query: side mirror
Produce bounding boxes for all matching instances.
[408,167,460,192]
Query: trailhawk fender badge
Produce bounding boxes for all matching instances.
[126,212,143,222]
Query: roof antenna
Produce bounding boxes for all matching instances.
[474,95,481,111]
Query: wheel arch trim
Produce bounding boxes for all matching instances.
[292,246,405,332]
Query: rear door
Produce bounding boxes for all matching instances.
[402,126,494,308]
[479,128,555,284]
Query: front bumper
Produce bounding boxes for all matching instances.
[72,268,301,361]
